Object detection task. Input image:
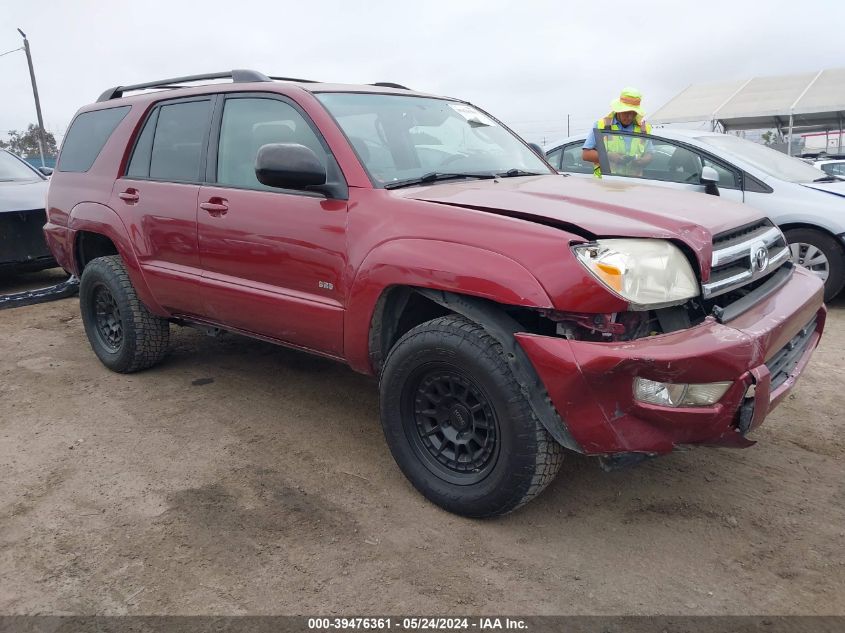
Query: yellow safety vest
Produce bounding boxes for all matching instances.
[593,117,652,178]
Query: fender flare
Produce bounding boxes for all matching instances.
[68,202,166,316]
[414,289,582,453]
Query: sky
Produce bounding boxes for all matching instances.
[0,0,840,148]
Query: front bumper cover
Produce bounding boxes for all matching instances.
[516,266,825,455]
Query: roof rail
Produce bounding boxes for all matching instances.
[371,82,411,90]
[96,69,275,102]
[268,75,320,83]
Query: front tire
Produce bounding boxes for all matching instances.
[379,315,563,517]
[785,228,845,302]
[79,255,170,373]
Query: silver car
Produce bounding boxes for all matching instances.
[547,129,845,300]
[0,149,54,273]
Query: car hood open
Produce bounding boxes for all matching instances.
[0,179,49,213]
[395,175,764,264]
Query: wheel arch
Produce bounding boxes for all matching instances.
[68,202,166,316]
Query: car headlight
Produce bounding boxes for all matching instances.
[573,239,699,309]
[633,378,732,407]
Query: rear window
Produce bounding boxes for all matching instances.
[58,106,130,172]
[150,101,211,182]
[127,100,212,182]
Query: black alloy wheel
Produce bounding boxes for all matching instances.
[404,366,500,485]
[93,283,123,351]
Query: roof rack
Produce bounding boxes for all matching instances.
[96,69,317,102]
[371,82,411,90]
[96,70,412,102]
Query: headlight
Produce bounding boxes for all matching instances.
[633,378,732,407]
[573,239,699,309]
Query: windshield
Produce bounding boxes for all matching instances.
[0,151,41,182]
[697,134,826,183]
[317,93,552,186]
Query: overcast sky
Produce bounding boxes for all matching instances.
[0,0,839,147]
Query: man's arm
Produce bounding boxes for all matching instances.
[582,148,600,164]
[582,128,599,164]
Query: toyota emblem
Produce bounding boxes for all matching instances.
[752,246,769,272]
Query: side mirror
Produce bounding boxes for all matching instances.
[528,142,545,158]
[255,143,326,190]
[38,166,53,176]
[700,165,720,196]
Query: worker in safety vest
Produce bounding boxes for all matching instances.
[582,87,653,178]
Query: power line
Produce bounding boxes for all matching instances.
[0,46,24,58]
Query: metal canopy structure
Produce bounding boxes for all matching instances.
[651,68,845,154]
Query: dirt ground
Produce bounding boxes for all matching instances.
[1,269,843,615]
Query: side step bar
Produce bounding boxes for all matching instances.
[0,275,79,310]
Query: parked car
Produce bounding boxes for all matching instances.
[0,149,56,273]
[547,130,845,301]
[814,158,845,177]
[45,70,825,517]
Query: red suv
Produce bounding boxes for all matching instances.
[45,70,825,517]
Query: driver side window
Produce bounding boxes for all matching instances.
[216,97,327,191]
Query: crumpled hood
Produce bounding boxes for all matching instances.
[800,180,845,199]
[0,178,48,213]
[394,175,764,266]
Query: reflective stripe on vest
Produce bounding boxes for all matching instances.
[592,118,652,178]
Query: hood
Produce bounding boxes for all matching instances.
[800,180,845,199]
[393,175,763,263]
[0,178,49,213]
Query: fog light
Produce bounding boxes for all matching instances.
[633,378,732,407]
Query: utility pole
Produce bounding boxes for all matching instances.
[567,114,570,137]
[17,28,47,167]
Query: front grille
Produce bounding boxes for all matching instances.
[703,220,791,299]
[766,317,817,390]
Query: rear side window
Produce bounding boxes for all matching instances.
[127,99,212,182]
[58,106,130,172]
[150,101,212,182]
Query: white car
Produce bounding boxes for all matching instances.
[814,158,845,177]
[547,129,845,300]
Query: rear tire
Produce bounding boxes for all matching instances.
[79,255,170,373]
[784,228,845,302]
[379,315,563,518]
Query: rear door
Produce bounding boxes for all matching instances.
[112,96,215,316]
[196,93,348,357]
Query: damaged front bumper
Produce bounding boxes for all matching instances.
[516,265,825,455]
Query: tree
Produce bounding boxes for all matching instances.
[0,124,58,157]
[761,130,778,147]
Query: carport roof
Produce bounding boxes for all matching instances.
[651,68,845,133]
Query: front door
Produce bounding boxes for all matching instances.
[594,131,745,204]
[197,94,348,357]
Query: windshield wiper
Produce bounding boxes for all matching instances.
[813,175,844,183]
[384,172,497,189]
[497,169,545,178]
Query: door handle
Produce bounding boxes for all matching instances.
[200,198,229,217]
[118,189,139,203]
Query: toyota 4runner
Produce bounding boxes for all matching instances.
[44,70,826,517]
